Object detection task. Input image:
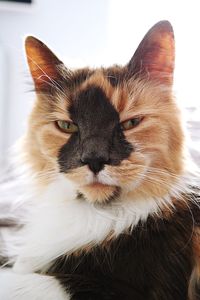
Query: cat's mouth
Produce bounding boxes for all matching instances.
[89,170,118,186]
[78,181,121,204]
[86,182,109,188]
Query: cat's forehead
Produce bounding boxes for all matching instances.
[69,67,128,113]
[51,65,171,125]
[69,65,125,89]
[45,67,128,123]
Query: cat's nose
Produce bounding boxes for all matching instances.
[81,136,110,174]
[81,155,109,174]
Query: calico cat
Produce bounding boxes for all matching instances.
[0,20,200,300]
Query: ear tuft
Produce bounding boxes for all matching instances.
[25,36,63,92]
[128,20,175,85]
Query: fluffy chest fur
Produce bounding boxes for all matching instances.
[48,202,196,300]
[11,177,199,300]
[12,176,175,273]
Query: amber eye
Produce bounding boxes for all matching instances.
[56,120,78,134]
[121,117,143,130]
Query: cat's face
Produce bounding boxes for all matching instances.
[24,21,184,203]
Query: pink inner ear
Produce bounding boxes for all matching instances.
[144,31,175,84]
[129,21,175,85]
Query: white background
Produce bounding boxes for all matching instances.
[0,0,200,163]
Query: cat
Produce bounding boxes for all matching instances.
[0,20,200,300]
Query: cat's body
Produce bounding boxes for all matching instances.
[0,20,200,300]
[48,198,199,300]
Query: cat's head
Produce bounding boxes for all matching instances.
[24,21,184,204]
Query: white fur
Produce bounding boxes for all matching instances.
[0,268,70,300]
[0,156,198,276]
[84,169,119,186]
[84,168,145,189]
[96,170,119,186]
[12,174,177,274]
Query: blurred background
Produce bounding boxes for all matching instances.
[0,0,200,167]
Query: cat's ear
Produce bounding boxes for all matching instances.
[25,36,64,92]
[127,20,174,85]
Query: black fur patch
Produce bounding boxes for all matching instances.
[47,198,200,300]
[58,85,133,173]
[67,68,94,89]
[103,66,126,87]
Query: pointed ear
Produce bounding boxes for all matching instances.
[25,36,64,92]
[127,21,175,85]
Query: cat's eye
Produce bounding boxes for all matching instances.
[56,120,78,134]
[121,117,143,131]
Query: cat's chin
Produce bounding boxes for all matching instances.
[78,183,120,204]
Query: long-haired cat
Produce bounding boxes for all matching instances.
[0,20,200,300]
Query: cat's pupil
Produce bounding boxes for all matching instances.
[64,122,70,129]
[130,118,140,126]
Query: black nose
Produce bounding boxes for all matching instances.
[81,136,110,174]
[81,155,109,174]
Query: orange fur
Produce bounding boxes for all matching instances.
[24,73,184,202]
[24,21,184,204]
